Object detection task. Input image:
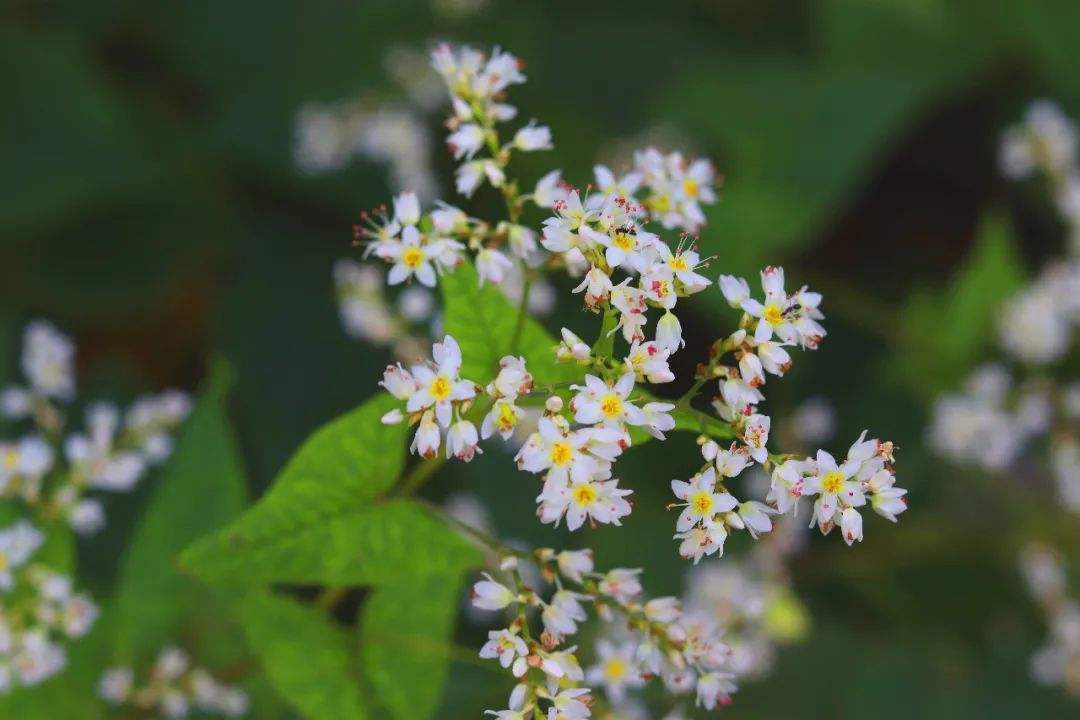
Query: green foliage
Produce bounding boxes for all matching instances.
[360,574,466,720]
[441,260,577,386]
[894,213,1026,396]
[240,591,368,720]
[112,360,248,666]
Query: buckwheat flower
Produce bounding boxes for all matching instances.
[0,386,32,419]
[867,470,908,522]
[380,364,419,402]
[597,568,642,604]
[542,191,594,253]
[477,247,514,286]
[542,590,589,636]
[593,164,642,197]
[1000,99,1077,179]
[742,414,771,463]
[570,373,646,430]
[457,159,505,197]
[513,121,553,151]
[609,283,648,343]
[742,266,795,344]
[839,507,864,545]
[99,667,133,704]
[655,312,684,353]
[720,378,763,417]
[533,169,568,209]
[386,226,439,286]
[61,594,98,638]
[588,639,644,703]
[645,597,682,623]
[0,520,44,590]
[640,402,676,440]
[482,400,525,440]
[406,335,476,427]
[472,573,517,610]
[738,352,765,388]
[557,549,594,583]
[757,341,793,377]
[480,628,529,673]
[804,449,864,530]
[446,123,486,159]
[517,418,606,484]
[155,646,190,681]
[68,499,105,536]
[719,275,750,308]
[737,501,775,538]
[410,410,441,458]
[572,267,614,309]
[695,671,736,710]
[547,686,591,720]
[538,475,633,531]
[557,328,592,364]
[22,320,76,401]
[624,340,674,384]
[447,419,481,461]
[671,468,737,532]
[713,443,751,479]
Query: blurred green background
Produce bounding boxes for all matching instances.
[4,0,1079,717]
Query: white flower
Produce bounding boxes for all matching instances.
[587,639,644,703]
[597,568,642,604]
[548,686,591,720]
[513,121,552,151]
[742,414,771,463]
[480,629,529,674]
[557,328,592,364]
[482,400,525,440]
[447,123,486,159]
[572,267,613,308]
[22,320,76,401]
[488,356,533,400]
[392,191,421,226]
[379,364,419,401]
[447,420,481,461]
[757,341,793,377]
[0,520,44,590]
[542,590,588,636]
[68,499,105,536]
[99,667,133,704]
[477,248,514,286]
[803,449,864,531]
[640,402,675,440]
[742,266,795,344]
[593,164,642,197]
[644,596,681,623]
[738,501,775,538]
[719,275,750,308]
[533,169,567,209]
[624,340,674,384]
[410,410,441,459]
[516,418,608,485]
[405,335,477,427]
[671,468,737,532]
[570,373,646,431]
[457,159,505,197]
[696,671,736,710]
[537,474,633,531]
[839,507,864,545]
[655,312,684,353]
[556,549,593,583]
[472,573,517,610]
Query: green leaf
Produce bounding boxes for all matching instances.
[441,260,577,386]
[240,592,367,720]
[894,213,1026,395]
[360,575,465,720]
[112,360,248,666]
[181,499,480,586]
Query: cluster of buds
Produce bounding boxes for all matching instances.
[1018,545,1080,694]
[0,520,99,693]
[100,646,248,718]
[0,321,191,536]
[474,550,741,719]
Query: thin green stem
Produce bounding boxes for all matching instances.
[509,270,533,355]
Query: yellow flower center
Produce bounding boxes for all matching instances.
[429,376,452,401]
[572,483,598,506]
[682,177,699,198]
[821,470,845,495]
[496,402,517,432]
[649,192,671,213]
[763,303,784,325]
[550,441,573,466]
[0,551,7,572]
[613,232,635,251]
[600,394,623,418]
[2,449,18,470]
[604,658,627,681]
[690,489,714,516]
[668,255,689,271]
[402,247,425,269]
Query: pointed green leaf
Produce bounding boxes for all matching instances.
[240,592,367,720]
[360,574,465,720]
[181,498,480,586]
[113,361,247,666]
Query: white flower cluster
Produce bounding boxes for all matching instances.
[929,364,1053,473]
[474,550,741,719]
[934,100,1080,514]
[0,321,192,536]
[100,646,248,718]
[1018,545,1080,694]
[0,520,99,693]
